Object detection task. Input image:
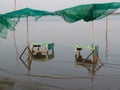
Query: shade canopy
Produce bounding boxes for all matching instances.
[0,14,17,39]
[0,2,120,39]
[3,8,54,19]
[54,2,120,23]
[0,8,54,39]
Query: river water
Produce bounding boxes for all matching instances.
[0,15,120,90]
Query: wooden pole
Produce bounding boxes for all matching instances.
[91,21,94,63]
[13,0,19,61]
[26,16,32,63]
[91,21,94,45]
[105,17,108,57]
[14,0,16,11]
[26,16,29,47]
[13,0,16,45]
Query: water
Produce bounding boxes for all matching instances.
[0,15,120,90]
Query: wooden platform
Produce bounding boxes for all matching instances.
[32,51,54,61]
[74,45,99,64]
[31,42,54,55]
[75,57,97,64]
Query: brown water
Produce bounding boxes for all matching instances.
[0,15,120,90]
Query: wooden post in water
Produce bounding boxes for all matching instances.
[105,17,108,58]
[13,0,19,61]
[26,16,29,47]
[26,16,32,62]
[91,21,94,63]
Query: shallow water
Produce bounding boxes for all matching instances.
[0,15,120,90]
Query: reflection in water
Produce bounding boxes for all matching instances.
[75,61,103,90]
[75,61,103,75]
[32,51,55,62]
[19,46,32,75]
[74,45,104,89]
[18,45,34,89]
[19,46,54,74]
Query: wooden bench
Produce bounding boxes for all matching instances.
[74,45,99,64]
[31,42,54,56]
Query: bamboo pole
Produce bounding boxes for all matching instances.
[105,17,108,58]
[26,16,32,64]
[14,0,16,11]
[13,0,19,61]
[91,21,94,63]
[26,16,29,47]
[91,21,94,45]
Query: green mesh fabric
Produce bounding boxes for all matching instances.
[0,27,8,39]
[0,8,54,39]
[0,14,17,39]
[3,8,54,20]
[55,2,120,22]
[0,2,120,39]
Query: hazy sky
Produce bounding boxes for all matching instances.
[0,0,120,13]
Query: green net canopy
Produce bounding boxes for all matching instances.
[55,2,120,23]
[0,8,54,39]
[3,8,54,19]
[0,2,120,39]
[0,14,17,39]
